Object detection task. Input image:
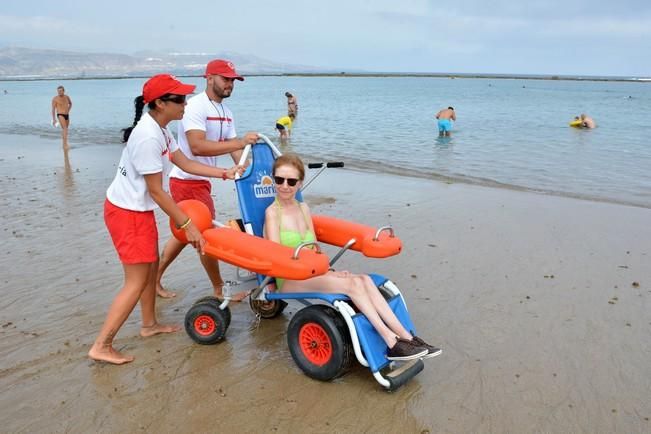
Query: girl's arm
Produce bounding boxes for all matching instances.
[144,172,204,252]
[171,149,243,179]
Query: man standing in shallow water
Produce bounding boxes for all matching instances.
[285,91,298,117]
[435,106,456,137]
[51,86,72,149]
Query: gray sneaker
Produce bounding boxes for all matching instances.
[386,338,428,361]
[411,336,442,359]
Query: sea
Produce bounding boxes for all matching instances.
[1,75,649,207]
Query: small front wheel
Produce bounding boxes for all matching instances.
[287,305,353,381]
[184,302,229,345]
[249,297,288,319]
[193,295,231,329]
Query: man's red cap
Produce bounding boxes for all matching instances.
[204,59,244,81]
[142,74,196,104]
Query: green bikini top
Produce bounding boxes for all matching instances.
[275,198,315,249]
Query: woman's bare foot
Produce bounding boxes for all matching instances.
[156,284,176,299]
[88,344,135,365]
[140,322,181,337]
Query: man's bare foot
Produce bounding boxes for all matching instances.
[140,322,181,337]
[156,284,176,298]
[88,344,135,365]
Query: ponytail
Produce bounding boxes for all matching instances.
[121,95,148,142]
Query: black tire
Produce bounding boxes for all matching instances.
[249,297,288,319]
[193,296,231,328]
[184,302,229,345]
[287,305,354,381]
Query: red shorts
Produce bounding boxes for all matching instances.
[169,178,216,218]
[104,199,158,264]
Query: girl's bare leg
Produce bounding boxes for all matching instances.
[359,275,413,340]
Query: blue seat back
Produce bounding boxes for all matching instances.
[235,142,302,237]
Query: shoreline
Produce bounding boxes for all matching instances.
[2,131,649,211]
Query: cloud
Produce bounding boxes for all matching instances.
[0,15,68,32]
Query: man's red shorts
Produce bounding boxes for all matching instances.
[169,178,216,218]
[104,199,158,264]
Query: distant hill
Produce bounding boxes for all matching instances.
[0,47,327,79]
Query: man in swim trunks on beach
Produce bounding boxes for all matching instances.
[435,106,456,137]
[156,59,258,300]
[51,85,72,149]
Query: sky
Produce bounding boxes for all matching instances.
[1,0,650,76]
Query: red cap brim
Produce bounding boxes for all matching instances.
[203,73,244,81]
[169,83,196,95]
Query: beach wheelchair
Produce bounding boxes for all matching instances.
[177,136,428,390]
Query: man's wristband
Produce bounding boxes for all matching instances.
[221,170,227,180]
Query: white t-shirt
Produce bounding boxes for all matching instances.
[169,91,237,181]
[106,112,178,211]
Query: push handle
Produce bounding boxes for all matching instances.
[307,162,345,169]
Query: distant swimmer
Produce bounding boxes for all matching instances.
[579,113,596,128]
[435,106,456,137]
[51,85,72,149]
[276,114,295,139]
[285,91,298,117]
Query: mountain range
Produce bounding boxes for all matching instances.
[0,47,328,79]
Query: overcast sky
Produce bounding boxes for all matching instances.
[1,0,649,76]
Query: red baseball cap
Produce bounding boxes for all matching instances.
[142,74,196,104]
[204,59,244,81]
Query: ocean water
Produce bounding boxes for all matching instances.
[1,75,650,207]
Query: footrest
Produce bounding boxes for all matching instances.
[384,359,424,391]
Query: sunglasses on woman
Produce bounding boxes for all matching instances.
[159,94,187,104]
[273,176,299,187]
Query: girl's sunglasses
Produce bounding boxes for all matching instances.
[273,176,299,187]
[159,94,187,104]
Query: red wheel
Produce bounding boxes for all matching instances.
[193,296,231,328]
[287,305,353,381]
[193,315,216,336]
[184,302,228,345]
[299,323,333,366]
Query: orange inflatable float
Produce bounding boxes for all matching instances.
[202,228,330,280]
[171,199,213,243]
[311,214,402,258]
[170,201,400,279]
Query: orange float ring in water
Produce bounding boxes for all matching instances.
[170,199,213,243]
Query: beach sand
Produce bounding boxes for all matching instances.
[1,134,650,433]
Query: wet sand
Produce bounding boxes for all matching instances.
[1,134,650,433]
